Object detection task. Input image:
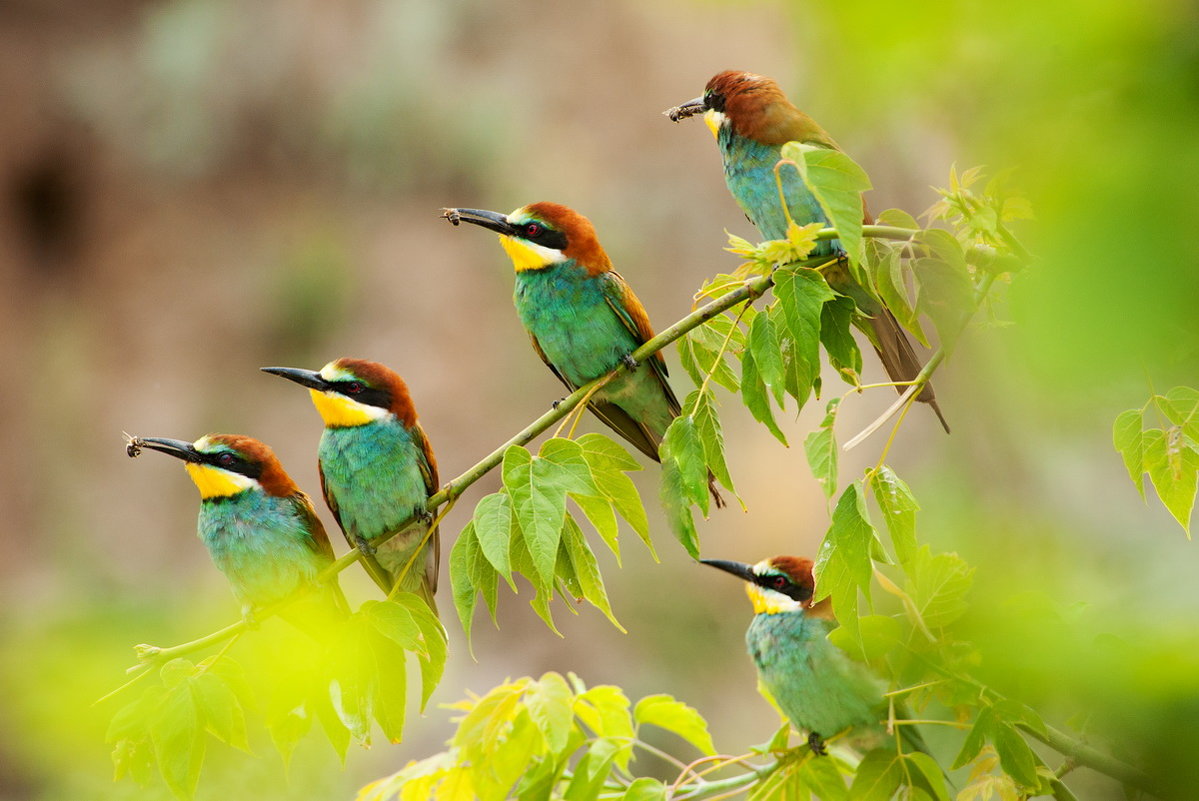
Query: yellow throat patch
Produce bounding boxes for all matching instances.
[309,388,376,428]
[703,109,724,139]
[745,583,801,616]
[500,234,561,272]
[185,463,254,499]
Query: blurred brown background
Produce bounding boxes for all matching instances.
[2,0,1198,798]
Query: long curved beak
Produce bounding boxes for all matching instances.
[441,207,517,236]
[261,366,328,391]
[664,95,707,123]
[138,437,201,463]
[700,558,756,583]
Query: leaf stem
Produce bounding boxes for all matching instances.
[672,760,781,800]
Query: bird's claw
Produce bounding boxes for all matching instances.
[807,732,828,756]
[621,354,639,370]
[241,609,260,630]
[355,536,376,557]
[412,505,434,525]
[551,398,564,409]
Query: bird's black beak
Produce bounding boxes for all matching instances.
[138,437,201,463]
[664,95,708,123]
[261,366,329,391]
[700,558,756,583]
[441,207,517,236]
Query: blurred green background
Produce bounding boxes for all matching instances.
[2,0,1197,798]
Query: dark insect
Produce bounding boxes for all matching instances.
[441,208,461,226]
[123,432,143,458]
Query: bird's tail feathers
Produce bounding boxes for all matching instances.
[867,309,950,433]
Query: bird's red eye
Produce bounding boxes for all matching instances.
[524,222,543,238]
[347,381,364,395]
[771,575,787,591]
[217,452,235,466]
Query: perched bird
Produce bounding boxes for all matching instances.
[137,434,348,634]
[701,556,930,757]
[669,71,949,432]
[444,202,722,505]
[262,359,440,609]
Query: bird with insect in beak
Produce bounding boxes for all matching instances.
[668,71,950,432]
[262,358,440,612]
[444,201,723,506]
[701,555,936,761]
[131,434,348,635]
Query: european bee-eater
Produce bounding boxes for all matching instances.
[701,555,930,757]
[261,359,440,609]
[670,71,949,432]
[444,202,723,506]
[138,434,348,633]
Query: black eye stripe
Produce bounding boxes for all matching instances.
[755,573,812,603]
[521,223,568,251]
[204,451,261,479]
[332,381,390,410]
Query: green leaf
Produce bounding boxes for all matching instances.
[868,242,926,345]
[149,683,203,800]
[827,614,901,662]
[780,142,872,265]
[992,722,1041,788]
[1143,427,1198,536]
[1113,408,1146,498]
[191,671,250,753]
[819,296,862,382]
[577,433,652,556]
[524,672,575,757]
[914,229,972,345]
[689,388,735,495]
[363,599,423,654]
[368,624,409,743]
[772,267,834,410]
[848,748,903,801]
[741,350,789,445]
[390,592,448,711]
[570,493,620,560]
[905,751,951,801]
[633,694,715,755]
[660,458,699,559]
[907,547,974,630]
[574,684,634,772]
[868,466,919,566]
[876,208,920,230]
[749,310,787,405]
[804,399,840,498]
[449,523,479,651]
[538,438,601,495]
[622,778,667,801]
[688,316,742,393]
[472,492,515,584]
[1158,386,1199,443]
[503,445,569,585]
[952,707,996,769]
[560,516,624,631]
[661,414,707,512]
[813,482,877,634]
[796,755,846,801]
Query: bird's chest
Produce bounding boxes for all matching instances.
[719,131,832,250]
[197,494,319,604]
[746,612,881,737]
[319,423,426,540]
[514,267,635,385]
